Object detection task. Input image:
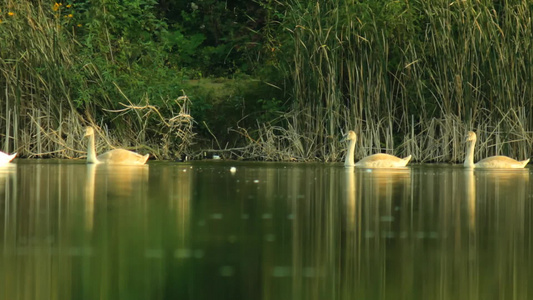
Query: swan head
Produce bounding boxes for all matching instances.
[341,131,357,142]
[465,131,476,143]
[84,126,95,137]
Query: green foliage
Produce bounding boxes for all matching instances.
[3,0,533,162]
[181,76,284,145]
[257,98,285,123]
[58,0,192,112]
[160,0,269,76]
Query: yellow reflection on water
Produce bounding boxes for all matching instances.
[85,164,96,231]
[84,164,150,230]
[474,168,530,300]
[0,162,532,300]
[465,169,475,230]
[283,166,531,300]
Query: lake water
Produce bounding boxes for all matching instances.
[0,160,531,300]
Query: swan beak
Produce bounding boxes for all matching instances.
[340,133,349,143]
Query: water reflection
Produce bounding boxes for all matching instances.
[0,162,532,299]
[84,164,150,230]
[344,168,356,227]
[85,164,96,230]
[473,169,530,300]
[0,163,16,201]
[345,168,412,299]
[465,169,475,230]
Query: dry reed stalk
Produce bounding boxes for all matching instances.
[93,93,195,160]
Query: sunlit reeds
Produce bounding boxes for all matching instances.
[254,0,533,162]
[0,1,194,159]
[1,0,532,162]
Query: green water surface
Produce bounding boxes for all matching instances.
[0,161,531,299]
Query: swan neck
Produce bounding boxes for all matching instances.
[344,138,356,167]
[464,139,475,167]
[87,134,99,164]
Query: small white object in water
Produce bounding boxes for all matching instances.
[174,248,192,258]
[219,266,235,277]
[213,155,221,160]
[193,249,205,258]
[262,213,272,219]
[253,179,259,183]
[302,267,316,277]
[265,234,276,242]
[145,249,164,259]
[211,213,223,219]
[380,216,395,222]
[230,167,236,173]
[272,266,291,277]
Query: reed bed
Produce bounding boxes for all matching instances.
[1,0,533,163]
[246,0,533,163]
[0,1,194,159]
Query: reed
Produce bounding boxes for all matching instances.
[0,1,74,156]
[2,1,533,162]
[0,1,194,159]
[250,0,533,162]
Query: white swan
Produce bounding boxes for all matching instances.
[464,131,529,168]
[0,151,16,165]
[84,127,149,165]
[342,130,411,168]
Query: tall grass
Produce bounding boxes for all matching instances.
[0,1,194,159]
[252,0,533,162]
[0,1,74,156]
[2,1,532,162]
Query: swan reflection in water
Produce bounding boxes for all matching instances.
[465,169,476,231]
[84,164,149,231]
[0,163,16,202]
[473,167,529,226]
[343,167,411,231]
[463,168,529,270]
[358,167,412,203]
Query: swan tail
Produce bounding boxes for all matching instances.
[141,154,150,164]
[520,158,530,167]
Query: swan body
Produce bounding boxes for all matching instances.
[342,131,411,168]
[464,131,529,169]
[84,127,149,165]
[355,153,412,168]
[0,151,16,165]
